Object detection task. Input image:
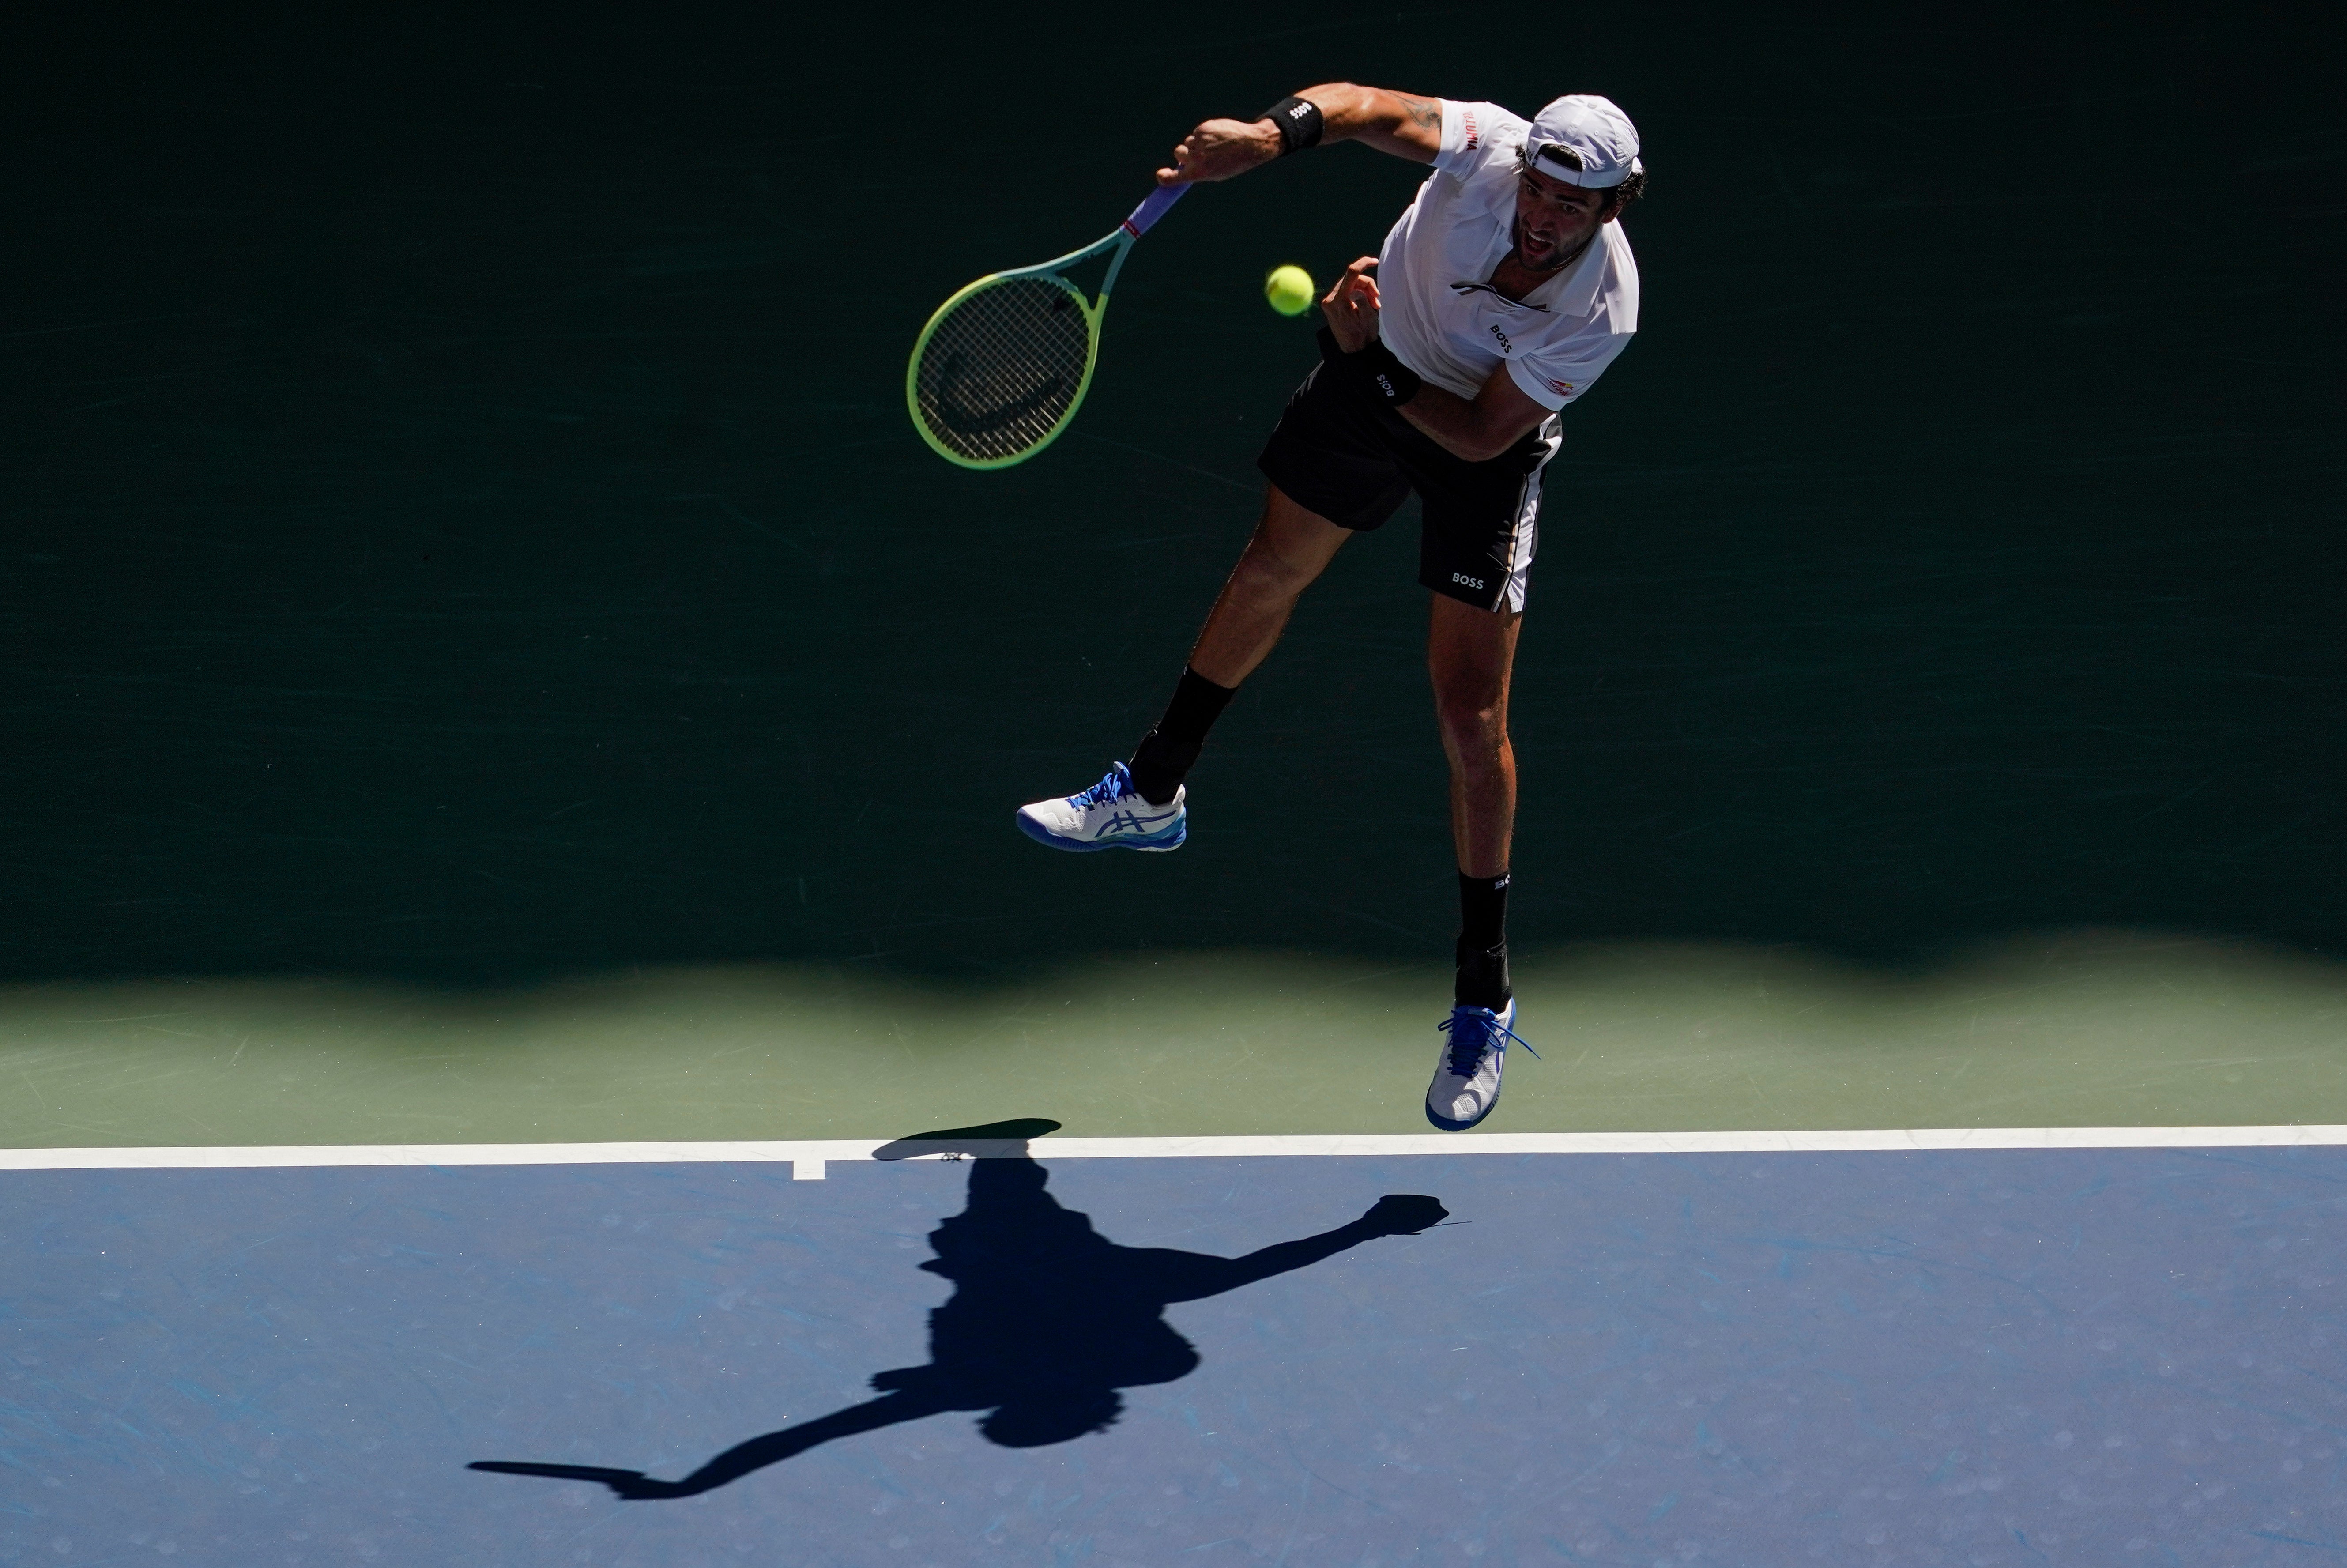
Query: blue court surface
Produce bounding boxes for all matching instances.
[7,1143,2344,1564]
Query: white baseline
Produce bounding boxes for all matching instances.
[1,1127,2344,1181]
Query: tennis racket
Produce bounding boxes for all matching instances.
[906,183,1189,470]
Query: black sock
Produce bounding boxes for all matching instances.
[1128,665,1236,805]
[1455,871,1511,1010]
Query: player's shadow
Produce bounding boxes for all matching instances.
[469,1118,1446,1499]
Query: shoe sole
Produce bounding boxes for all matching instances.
[1425,1075,1502,1132]
[1016,814,1186,853]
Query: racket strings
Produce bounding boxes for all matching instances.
[912,278,1094,464]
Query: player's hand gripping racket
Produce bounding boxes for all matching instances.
[905,183,1188,469]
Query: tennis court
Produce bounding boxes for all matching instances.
[4,0,2342,1562]
[11,1125,2347,1560]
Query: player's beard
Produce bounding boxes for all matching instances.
[1511,216,1593,275]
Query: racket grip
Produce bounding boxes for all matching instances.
[1122,182,1189,237]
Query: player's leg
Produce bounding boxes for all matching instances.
[1012,488,1345,852]
[1016,351,1407,854]
[1406,412,1556,1130]
[1184,483,1354,688]
[1428,592,1519,1004]
[1421,594,1535,1131]
[1126,485,1351,798]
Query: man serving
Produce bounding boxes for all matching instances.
[1016,85,1645,1131]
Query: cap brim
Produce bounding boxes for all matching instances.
[1522,141,1633,189]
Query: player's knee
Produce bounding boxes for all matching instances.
[1236,535,1321,599]
[1435,689,1508,761]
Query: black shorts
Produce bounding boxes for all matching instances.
[1256,360,1562,614]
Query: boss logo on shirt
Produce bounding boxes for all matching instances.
[1487,322,1514,354]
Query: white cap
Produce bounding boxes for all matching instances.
[1520,94,1642,189]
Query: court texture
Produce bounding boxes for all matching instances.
[3,2,2343,1564]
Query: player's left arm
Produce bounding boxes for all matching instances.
[1320,256,1551,463]
[1394,360,1548,463]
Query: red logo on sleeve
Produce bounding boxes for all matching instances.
[1461,108,1480,151]
[1547,378,1575,395]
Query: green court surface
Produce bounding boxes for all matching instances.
[7,934,2344,1149]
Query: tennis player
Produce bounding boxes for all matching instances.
[1017,86,1644,1131]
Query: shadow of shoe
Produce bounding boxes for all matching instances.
[871,1118,1063,1161]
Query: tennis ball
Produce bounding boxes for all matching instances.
[1264,264,1315,317]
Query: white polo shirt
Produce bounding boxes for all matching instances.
[1377,99,1639,411]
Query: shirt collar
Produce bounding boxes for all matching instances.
[1458,187,1612,317]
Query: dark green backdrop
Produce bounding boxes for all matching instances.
[4,1,2339,982]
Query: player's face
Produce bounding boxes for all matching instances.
[1512,166,1609,270]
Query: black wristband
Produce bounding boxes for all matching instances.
[1257,95,1324,155]
[1316,325,1422,406]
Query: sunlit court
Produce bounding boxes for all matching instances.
[5,2,2343,1563]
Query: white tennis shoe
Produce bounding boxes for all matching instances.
[1016,762,1187,852]
[1424,1000,1533,1131]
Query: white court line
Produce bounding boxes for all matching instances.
[1,1127,2344,1181]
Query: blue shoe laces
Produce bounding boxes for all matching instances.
[1068,762,1137,810]
[1438,1006,1538,1077]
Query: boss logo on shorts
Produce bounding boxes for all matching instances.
[1452,572,1486,591]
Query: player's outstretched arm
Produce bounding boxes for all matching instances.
[1147,1195,1451,1304]
[1156,83,1443,186]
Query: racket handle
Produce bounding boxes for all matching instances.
[1122,182,1189,237]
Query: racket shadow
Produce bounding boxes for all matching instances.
[468,1118,1445,1499]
